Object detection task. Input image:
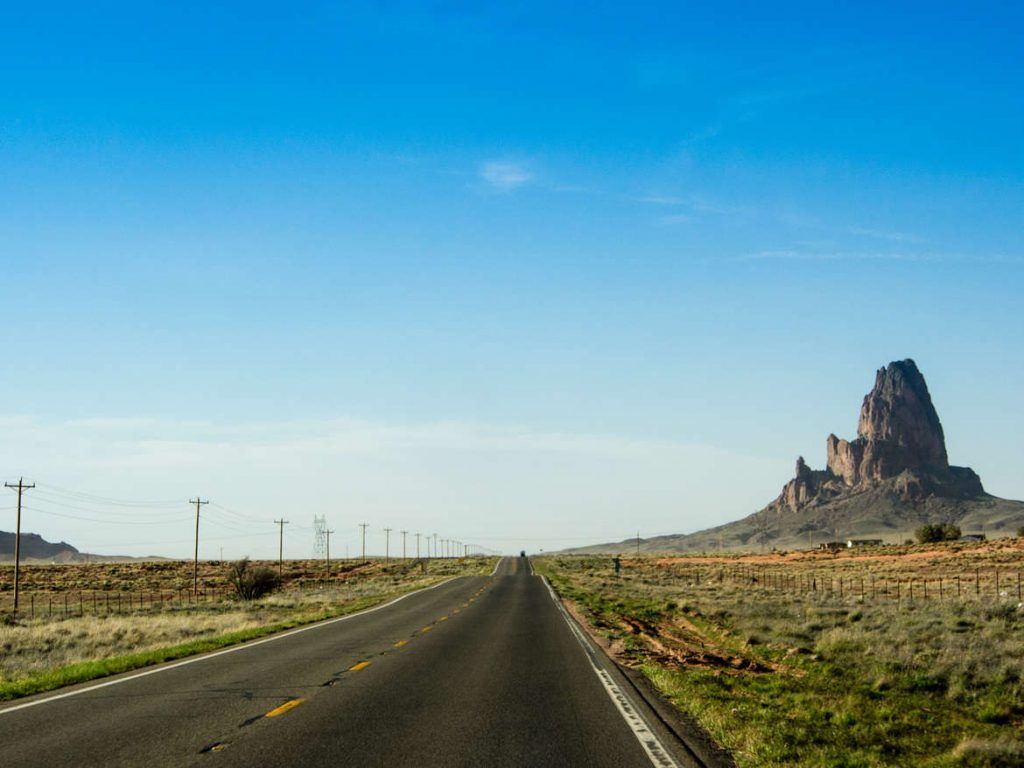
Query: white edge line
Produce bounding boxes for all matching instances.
[0,575,463,716]
[542,576,681,768]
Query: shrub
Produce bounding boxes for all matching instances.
[916,523,961,544]
[1017,527,1024,538]
[227,558,280,600]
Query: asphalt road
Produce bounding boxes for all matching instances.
[0,557,701,767]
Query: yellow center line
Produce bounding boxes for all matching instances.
[394,640,408,648]
[438,616,448,621]
[421,626,432,633]
[348,660,372,672]
[265,698,304,718]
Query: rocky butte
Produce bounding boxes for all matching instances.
[565,359,1024,553]
[773,359,984,515]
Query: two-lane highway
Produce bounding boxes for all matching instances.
[0,557,702,767]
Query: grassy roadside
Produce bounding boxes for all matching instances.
[535,556,1024,768]
[1,557,494,702]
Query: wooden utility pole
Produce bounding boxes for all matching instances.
[5,478,35,615]
[359,523,369,562]
[189,497,209,596]
[432,533,438,560]
[415,532,421,559]
[401,530,407,559]
[325,529,334,579]
[384,527,392,563]
[274,518,289,577]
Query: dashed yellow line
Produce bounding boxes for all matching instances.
[348,660,372,672]
[265,698,304,718]
[438,616,448,622]
[394,640,408,648]
[420,626,432,633]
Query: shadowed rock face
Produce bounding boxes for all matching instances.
[826,360,949,484]
[772,359,983,513]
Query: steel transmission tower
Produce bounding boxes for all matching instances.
[313,515,328,558]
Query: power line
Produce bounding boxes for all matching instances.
[5,477,35,615]
[22,505,190,525]
[34,482,181,507]
[325,528,335,578]
[29,492,182,518]
[274,519,289,576]
[190,497,209,596]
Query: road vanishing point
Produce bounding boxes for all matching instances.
[0,557,708,767]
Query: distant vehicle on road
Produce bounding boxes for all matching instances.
[520,550,526,557]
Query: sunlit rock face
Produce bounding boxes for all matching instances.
[771,359,983,514]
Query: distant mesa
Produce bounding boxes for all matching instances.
[565,359,1024,554]
[0,531,163,563]
[0,531,80,562]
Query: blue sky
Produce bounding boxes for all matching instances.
[1,2,1022,557]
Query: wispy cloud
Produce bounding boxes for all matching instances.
[847,226,926,244]
[739,250,924,262]
[632,194,689,206]
[633,193,758,220]
[737,250,1022,264]
[657,213,692,225]
[478,160,532,191]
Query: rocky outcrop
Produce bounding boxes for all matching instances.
[826,360,949,483]
[769,359,983,514]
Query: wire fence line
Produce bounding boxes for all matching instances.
[0,588,234,620]
[614,562,1024,607]
[0,576,367,620]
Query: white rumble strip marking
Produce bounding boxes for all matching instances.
[542,575,681,768]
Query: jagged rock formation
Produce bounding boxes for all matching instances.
[769,360,983,513]
[562,359,1024,554]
